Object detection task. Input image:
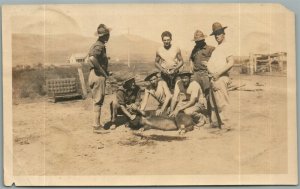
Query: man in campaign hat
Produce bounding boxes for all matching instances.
[207,22,234,128]
[140,71,172,116]
[87,24,111,132]
[189,30,215,120]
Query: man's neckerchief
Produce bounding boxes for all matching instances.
[190,40,206,61]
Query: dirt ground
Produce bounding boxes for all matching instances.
[13,75,287,176]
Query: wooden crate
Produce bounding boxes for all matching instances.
[46,78,82,102]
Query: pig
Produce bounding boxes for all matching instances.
[137,110,195,133]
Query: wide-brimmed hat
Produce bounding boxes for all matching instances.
[95,24,112,37]
[178,71,192,77]
[144,71,159,81]
[123,75,135,86]
[115,72,135,86]
[192,30,207,41]
[210,22,228,36]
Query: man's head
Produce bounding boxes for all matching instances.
[96,24,111,43]
[123,76,136,90]
[192,30,207,44]
[145,72,159,88]
[210,22,227,45]
[178,72,192,88]
[161,31,172,49]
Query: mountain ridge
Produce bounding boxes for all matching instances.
[12,33,163,66]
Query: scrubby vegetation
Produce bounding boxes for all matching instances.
[12,62,156,101]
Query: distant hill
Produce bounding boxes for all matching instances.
[12,33,162,66]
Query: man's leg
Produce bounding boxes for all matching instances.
[109,101,121,129]
[160,72,173,90]
[90,75,106,131]
[93,103,102,128]
[184,105,206,127]
[209,76,230,128]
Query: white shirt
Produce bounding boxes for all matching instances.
[157,45,181,70]
[173,80,203,103]
[207,40,233,74]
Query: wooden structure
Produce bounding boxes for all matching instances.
[248,52,287,74]
[46,63,88,102]
[46,78,82,102]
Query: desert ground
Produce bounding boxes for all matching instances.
[13,74,287,176]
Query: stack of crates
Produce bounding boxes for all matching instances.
[46,78,82,102]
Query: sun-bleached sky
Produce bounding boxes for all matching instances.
[8,3,292,56]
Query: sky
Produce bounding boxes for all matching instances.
[7,3,292,56]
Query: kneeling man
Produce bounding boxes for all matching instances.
[110,75,144,130]
[169,71,206,126]
[140,71,172,116]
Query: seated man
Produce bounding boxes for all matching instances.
[169,71,207,126]
[109,75,144,130]
[140,71,172,116]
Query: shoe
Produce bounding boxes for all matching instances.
[196,116,206,127]
[110,124,117,130]
[93,125,105,133]
[210,122,222,128]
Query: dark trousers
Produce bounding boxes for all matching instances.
[193,72,212,121]
[160,72,179,90]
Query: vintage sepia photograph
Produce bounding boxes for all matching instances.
[2,3,297,186]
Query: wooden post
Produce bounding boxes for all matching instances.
[77,66,87,99]
[278,55,283,72]
[254,56,257,73]
[249,53,254,75]
[268,55,272,72]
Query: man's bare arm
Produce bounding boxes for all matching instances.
[155,52,166,73]
[140,91,150,111]
[160,82,172,111]
[213,56,234,79]
[174,49,184,71]
[176,97,196,113]
[120,105,135,119]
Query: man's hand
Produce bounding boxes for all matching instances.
[212,72,220,81]
[169,110,179,118]
[155,108,164,116]
[211,81,220,91]
[168,69,175,75]
[162,68,169,75]
[199,97,207,109]
[129,114,136,121]
[127,103,138,112]
[131,103,138,111]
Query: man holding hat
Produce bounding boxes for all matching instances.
[169,71,207,126]
[190,30,215,120]
[88,24,111,132]
[155,31,184,90]
[207,22,234,127]
[140,71,172,116]
[109,75,143,130]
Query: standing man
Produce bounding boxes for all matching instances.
[140,71,172,116]
[88,24,111,132]
[169,71,207,127]
[207,22,234,128]
[190,30,215,120]
[155,31,184,90]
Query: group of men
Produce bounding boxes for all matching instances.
[87,22,234,133]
